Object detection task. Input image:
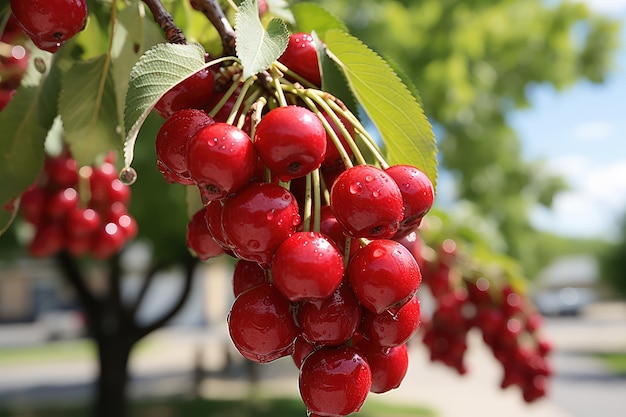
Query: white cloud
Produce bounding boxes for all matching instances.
[577,0,626,14]
[572,121,616,142]
[531,158,626,240]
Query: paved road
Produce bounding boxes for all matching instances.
[0,303,624,416]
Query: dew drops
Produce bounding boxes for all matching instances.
[349,182,362,194]
[34,57,46,73]
[266,210,275,220]
[207,137,218,146]
[372,190,380,198]
[365,175,374,183]
[119,167,138,185]
[248,239,261,250]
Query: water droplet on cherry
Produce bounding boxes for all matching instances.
[349,182,362,194]
[248,239,261,250]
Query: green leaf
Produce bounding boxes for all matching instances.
[58,55,122,166]
[0,47,54,234]
[324,30,438,189]
[122,42,206,170]
[292,2,348,37]
[235,0,289,79]
[313,33,358,115]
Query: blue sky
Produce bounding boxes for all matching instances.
[510,0,626,241]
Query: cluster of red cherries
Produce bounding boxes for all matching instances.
[155,29,434,417]
[419,239,552,403]
[19,151,137,260]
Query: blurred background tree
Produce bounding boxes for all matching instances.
[315,0,621,278]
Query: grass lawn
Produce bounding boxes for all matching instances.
[0,396,436,417]
[596,352,626,376]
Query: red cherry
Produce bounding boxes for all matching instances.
[28,221,65,257]
[232,259,267,297]
[10,0,88,53]
[221,183,301,267]
[186,207,224,261]
[292,335,316,369]
[47,187,78,220]
[155,109,214,185]
[360,295,421,347]
[154,68,215,119]
[386,165,434,238]
[19,186,46,225]
[203,201,232,251]
[254,106,327,181]
[279,33,321,86]
[356,339,409,394]
[44,153,78,189]
[66,207,101,237]
[89,162,119,208]
[227,283,298,363]
[187,122,258,203]
[90,222,126,259]
[347,239,421,314]
[297,283,362,346]
[299,345,371,417]
[271,232,344,302]
[330,165,404,239]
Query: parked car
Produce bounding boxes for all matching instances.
[532,287,597,316]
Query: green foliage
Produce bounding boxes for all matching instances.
[600,214,626,299]
[319,0,620,272]
[235,0,289,79]
[325,30,438,187]
[123,42,206,167]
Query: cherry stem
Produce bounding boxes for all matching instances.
[270,67,289,107]
[226,76,256,125]
[319,172,331,206]
[295,92,360,168]
[312,169,321,233]
[142,0,187,44]
[315,93,390,169]
[190,0,236,55]
[303,173,312,233]
[273,61,318,89]
[207,77,241,118]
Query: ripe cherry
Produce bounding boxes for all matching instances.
[232,259,267,297]
[356,339,409,394]
[90,222,127,259]
[360,295,421,347]
[271,232,344,302]
[292,335,316,369]
[203,201,232,251]
[154,68,215,119]
[186,207,224,261]
[221,182,300,267]
[299,345,371,417]
[330,165,404,239]
[297,283,362,346]
[187,122,257,203]
[155,109,214,185]
[254,106,326,181]
[279,32,321,86]
[385,165,434,238]
[227,283,298,363]
[10,0,88,53]
[347,239,421,314]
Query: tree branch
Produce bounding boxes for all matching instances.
[56,250,102,324]
[132,251,199,342]
[142,0,187,44]
[189,0,236,55]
